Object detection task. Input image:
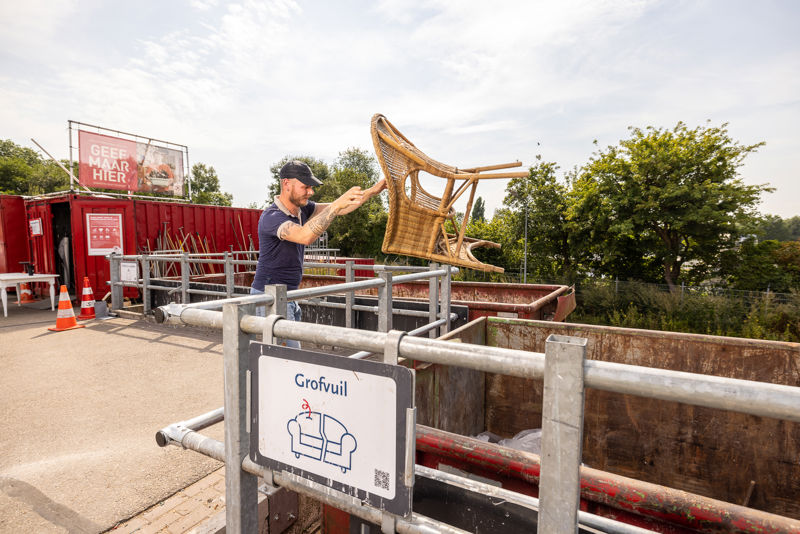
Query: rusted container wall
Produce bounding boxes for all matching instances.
[0,195,29,274]
[413,318,486,436]
[485,318,800,520]
[300,275,575,321]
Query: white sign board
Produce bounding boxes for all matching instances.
[29,218,42,236]
[250,343,415,517]
[120,261,138,282]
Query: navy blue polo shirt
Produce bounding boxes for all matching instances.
[252,198,316,291]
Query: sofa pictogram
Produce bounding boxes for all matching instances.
[287,411,357,473]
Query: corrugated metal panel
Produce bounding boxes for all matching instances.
[132,199,261,257]
[0,195,29,273]
[18,193,264,299]
[26,200,56,277]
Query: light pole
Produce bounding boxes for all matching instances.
[523,196,528,285]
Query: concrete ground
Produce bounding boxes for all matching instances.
[0,301,226,533]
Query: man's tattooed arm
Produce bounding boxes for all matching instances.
[305,206,337,237]
[277,221,302,240]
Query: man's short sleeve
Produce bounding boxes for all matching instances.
[260,207,287,239]
[275,220,293,241]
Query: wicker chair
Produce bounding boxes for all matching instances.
[371,114,528,273]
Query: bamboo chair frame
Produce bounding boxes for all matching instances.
[371,114,528,273]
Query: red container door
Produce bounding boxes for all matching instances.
[0,195,30,274]
[71,198,136,299]
[26,201,56,278]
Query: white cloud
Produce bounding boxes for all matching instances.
[0,1,78,50]
[1,0,798,217]
[189,0,219,10]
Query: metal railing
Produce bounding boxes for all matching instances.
[107,252,447,326]
[151,270,800,533]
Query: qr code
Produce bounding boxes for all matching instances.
[374,469,390,490]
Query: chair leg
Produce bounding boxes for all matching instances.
[455,182,478,257]
[438,222,455,259]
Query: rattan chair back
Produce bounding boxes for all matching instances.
[371,114,527,273]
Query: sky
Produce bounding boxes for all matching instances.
[1,0,798,218]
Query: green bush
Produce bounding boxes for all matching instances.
[570,282,800,342]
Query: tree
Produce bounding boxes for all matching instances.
[569,122,770,289]
[719,239,791,292]
[756,214,800,242]
[773,241,800,290]
[188,163,232,206]
[318,148,386,258]
[501,158,575,282]
[465,211,515,275]
[0,139,70,195]
[471,196,486,222]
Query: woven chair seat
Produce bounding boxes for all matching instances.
[371,114,527,273]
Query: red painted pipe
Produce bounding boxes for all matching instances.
[416,425,800,534]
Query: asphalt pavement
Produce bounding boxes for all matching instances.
[0,302,226,533]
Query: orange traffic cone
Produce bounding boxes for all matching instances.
[77,277,96,320]
[48,285,86,332]
[19,282,36,304]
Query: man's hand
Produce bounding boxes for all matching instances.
[367,178,387,197]
[331,186,366,216]
[334,180,387,216]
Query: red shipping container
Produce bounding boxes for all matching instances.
[4,192,262,299]
[0,195,30,274]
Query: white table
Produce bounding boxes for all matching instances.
[0,273,59,317]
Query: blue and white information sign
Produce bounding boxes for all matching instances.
[249,343,415,517]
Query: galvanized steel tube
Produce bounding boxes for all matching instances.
[392,269,451,284]
[286,278,386,300]
[584,359,800,423]
[416,465,655,534]
[241,459,469,534]
[153,308,800,424]
[260,319,800,423]
[296,299,435,318]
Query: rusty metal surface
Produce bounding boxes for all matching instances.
[262,486,298,533]
[416,425,800,534]
[411,318,487,436]
[300,275,574,321]
[485,318,800,521]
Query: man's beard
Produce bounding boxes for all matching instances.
[289,191,310,207]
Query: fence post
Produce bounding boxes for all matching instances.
[222,302,258,533]
[378,271,393,332]
[345,260,355,329]
[428,262,439,339]
[264,284,288,317]
[440,266,451,335]
[142,255,151,315]
[180,253,189,304]
[538,334,587,534]
[109,253,122,311]
[225,252,234,298]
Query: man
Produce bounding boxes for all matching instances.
[251,160,386,347]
